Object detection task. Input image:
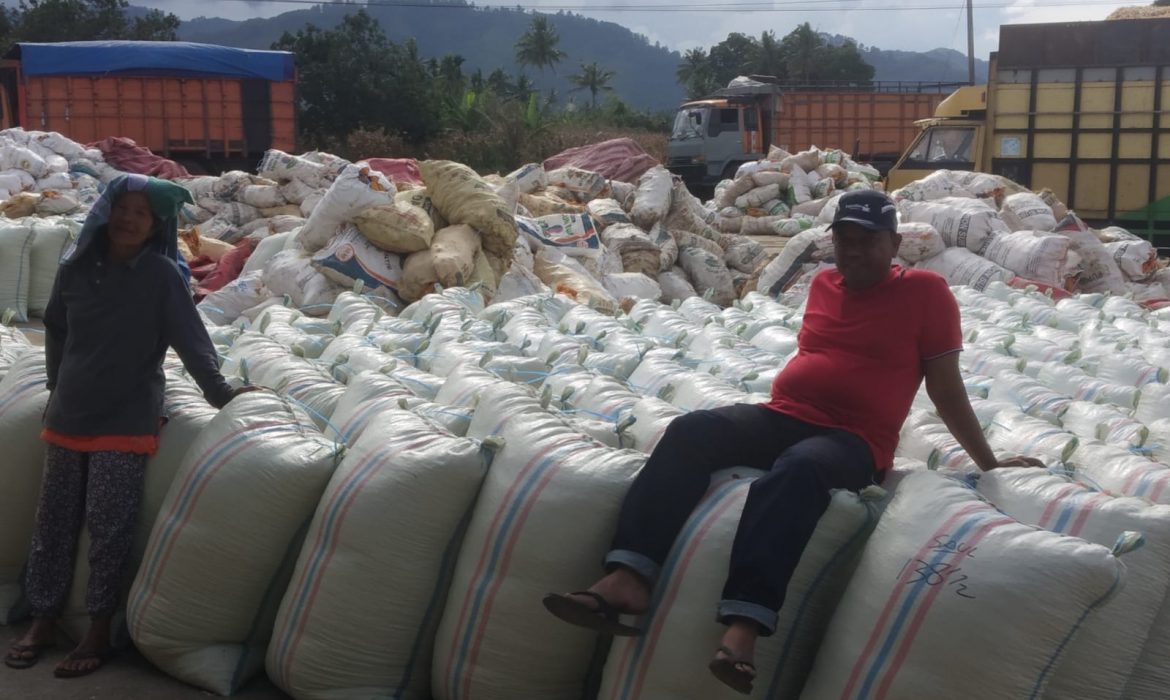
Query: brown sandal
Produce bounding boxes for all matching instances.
[4,641,55,670]
[542,591,644,637]
[708,645,756,695]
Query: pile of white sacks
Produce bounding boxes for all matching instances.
[193,154,772,322]
[1,124,1167,329]
[728,158,1170,301]
[0,128,116,323]
[3,275,1170,699]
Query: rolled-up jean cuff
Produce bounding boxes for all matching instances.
[603,549,661,585]
[717,600,778,637]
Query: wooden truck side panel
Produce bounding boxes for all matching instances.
[987,19,1170,236]
[773,90,948,164]
[20,73,296,157]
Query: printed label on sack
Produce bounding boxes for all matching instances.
[516,213,602,250]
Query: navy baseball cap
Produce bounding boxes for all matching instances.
[831,190,898,233]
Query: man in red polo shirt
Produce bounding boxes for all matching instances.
[543,189,1041,694]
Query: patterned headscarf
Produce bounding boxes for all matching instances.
[62,173,194,278]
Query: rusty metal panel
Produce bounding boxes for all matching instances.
[998,18,1170,69]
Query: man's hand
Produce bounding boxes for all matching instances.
[988,456,1046,470]
[230,385,266,401]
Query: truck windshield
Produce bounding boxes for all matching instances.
[671,108,706,140]
[907,126,976,166]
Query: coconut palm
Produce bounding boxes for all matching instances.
[676,48,713,97]
[515,15,566,75]
[568,62,615,109]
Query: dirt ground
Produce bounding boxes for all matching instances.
[1,625,290,699]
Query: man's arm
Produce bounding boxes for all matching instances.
[924,351,1044,471]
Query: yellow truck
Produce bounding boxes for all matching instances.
[888,17,1170,247]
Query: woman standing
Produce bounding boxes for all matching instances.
[5,173,254,678]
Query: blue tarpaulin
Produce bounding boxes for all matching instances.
[11,41,295,82]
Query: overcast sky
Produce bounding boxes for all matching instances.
[156,0,1135,58]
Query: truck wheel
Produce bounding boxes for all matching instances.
[178,159,209,176]
[721,163,742,182]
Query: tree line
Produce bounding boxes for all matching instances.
[0,1,878,168]
[0,0,178,52]
[273,11,639,149]
[677,25,875,99]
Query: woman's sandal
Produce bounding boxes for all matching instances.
[542,591,644,636]
[53,649,116,679]
[4,642,55,670]
[708,645,757,695]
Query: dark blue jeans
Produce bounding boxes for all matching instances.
[606,403,876,635]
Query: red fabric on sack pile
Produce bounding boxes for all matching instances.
[195,238,255,298]
[88,137,190,180]
[543,138,659,184]
[365,158,424,188]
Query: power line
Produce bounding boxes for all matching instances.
[206,0,1135,10]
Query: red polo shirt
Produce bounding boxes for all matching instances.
[766,266,962,471]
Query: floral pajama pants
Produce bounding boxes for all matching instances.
[23,445,147,618]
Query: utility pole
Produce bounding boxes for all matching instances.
[967,0,976,84]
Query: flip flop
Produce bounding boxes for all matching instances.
[53,649,115,679]
[4,642,55,670]
[708,645,756,695]
[542,591,644,637]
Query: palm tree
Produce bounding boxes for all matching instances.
[510,73,537,102]
[756,30,785,79]
[515,15,566,76]
[781,23,824,84]
[676,48,708,94]
[569,62,616,110]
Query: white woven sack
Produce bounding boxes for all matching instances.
[27,218,77,317]
[1068,442,1170,504]
[977,468,1170,700]
[324,370,417,444]
[465,381,550,440]
[0,221,35,322]
[800,471,1125,700]
[430,411,645,700]
[0,351,49,623]
[297,164,395,252]
[599,477,882,700]
[630,166,673,230]
[268,410,492,700]
[127,393,342,695]
[0,324,32,381]
[915,247,1013,290]
[980,231,1072,287]
[899,197,1008,254]
[1002,192,1057,231]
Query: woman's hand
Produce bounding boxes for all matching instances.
[230,385,266,401]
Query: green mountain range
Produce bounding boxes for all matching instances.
[175,2,989,112]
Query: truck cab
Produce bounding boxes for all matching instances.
[888,18,1170,247]
[886,85,988,191]
[667,79,780,192]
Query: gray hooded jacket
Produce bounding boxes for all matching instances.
[43,173,234,437]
